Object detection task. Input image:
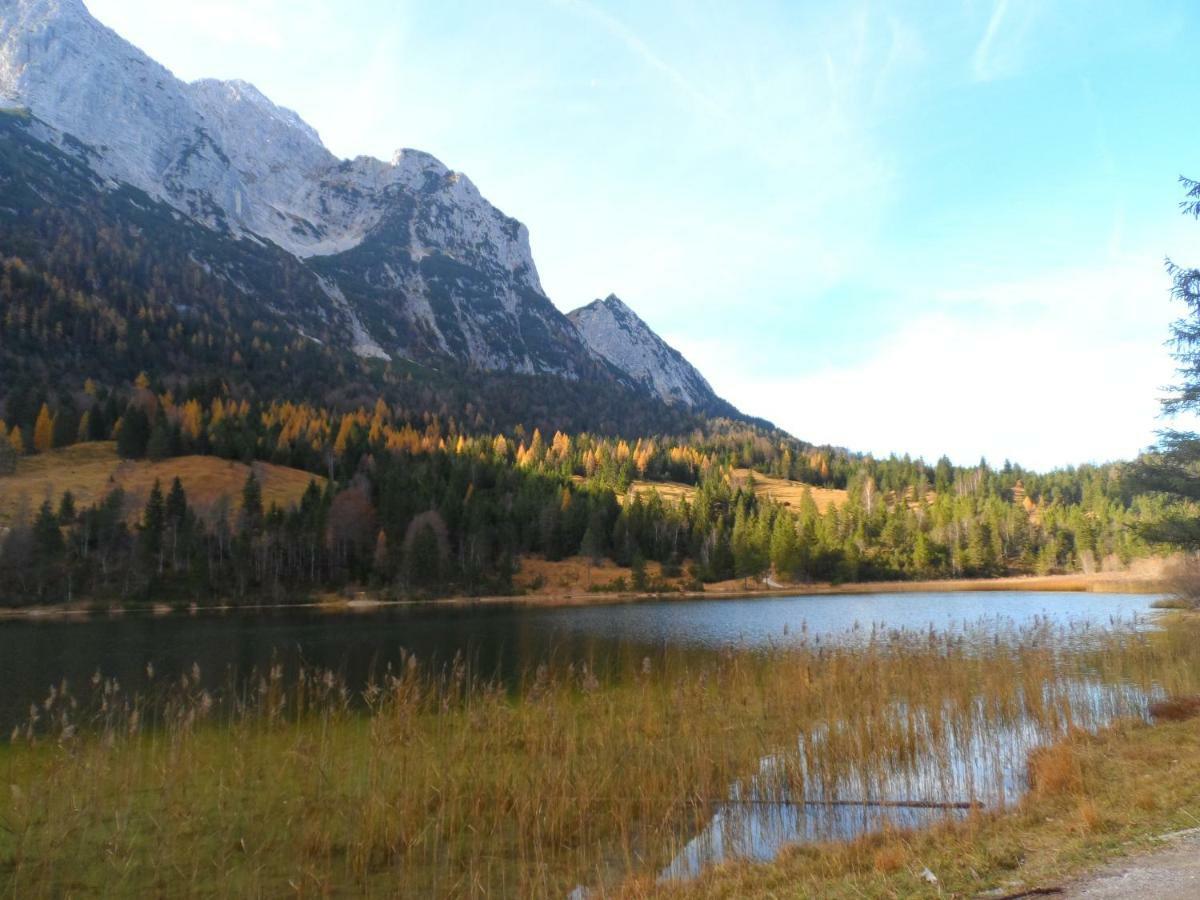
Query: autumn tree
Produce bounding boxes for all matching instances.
[32,403,54,453]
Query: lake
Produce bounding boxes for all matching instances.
[0,589,1155,735]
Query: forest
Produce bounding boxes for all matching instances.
[0,372,1162,607]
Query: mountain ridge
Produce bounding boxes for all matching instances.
[568,295,720,409]
[0,0,755,425]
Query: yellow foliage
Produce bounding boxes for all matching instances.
[333,414,356,456]
[181,400,204,441]
[33,403,54,453]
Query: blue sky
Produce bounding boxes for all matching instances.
[87,0,1200,469]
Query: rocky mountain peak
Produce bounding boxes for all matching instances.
[0,0,740,419]
[568,295,719,409]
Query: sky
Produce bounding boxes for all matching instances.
[85,0,1200,470]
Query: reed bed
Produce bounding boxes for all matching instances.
[2,617,1199,897]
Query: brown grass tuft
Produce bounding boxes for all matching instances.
[872,843,908,874]
[1027,742,1082,798]
[1075,799,1105,833]
[1149,695,1200,722]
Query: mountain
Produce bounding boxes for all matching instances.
[568,295,720,409]
[0,0,591,373]
[0,0,753,432]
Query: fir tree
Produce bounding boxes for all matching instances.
[141,479,166,575]
[240,471,264,535]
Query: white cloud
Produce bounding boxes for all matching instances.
[670,259,1179,470]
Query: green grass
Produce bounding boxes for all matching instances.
[2,621,1200,897]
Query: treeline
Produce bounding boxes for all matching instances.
[0,404,1161,607]
[1,372,1140,513]
[1,458,605,605]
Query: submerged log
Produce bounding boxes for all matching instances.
[715,797,981,810]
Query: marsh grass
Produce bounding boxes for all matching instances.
[3,619,1200,897]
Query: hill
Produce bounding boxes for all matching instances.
[628,469,847,513]
[0,442,322,527]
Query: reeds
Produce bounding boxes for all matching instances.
[2,617,1199,897]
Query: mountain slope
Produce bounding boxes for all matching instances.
[568,295,720,409]
[0,107,735,439]
[0,0,764,436]
[0,0,589,375]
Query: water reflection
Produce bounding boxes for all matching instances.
[0,591,1155,733]
[660,678,1161,881]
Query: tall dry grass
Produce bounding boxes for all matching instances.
[2,619,1199,897]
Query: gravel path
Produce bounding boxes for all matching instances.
[1062,828,1200,898]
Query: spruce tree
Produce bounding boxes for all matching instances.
[141,480,166,575]
[117,407,151,459]
[240,471,264,535]
[1129,177,1200,553]
[0,432,15,475]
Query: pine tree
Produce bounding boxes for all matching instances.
[31,500,65,600]
[141,480,166,575]
[116,407,151,459]
[630,552,648,592]
[52,404,77,449]
[912,531,932,575]
[146,420,172,461]
[1127,177,1200,557]
[0,427,15,475]
[166,477,188,524]
[769,513,803,581]
[57,491,76,524]
[240,470,264,535]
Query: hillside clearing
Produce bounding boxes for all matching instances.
[0,442,323,526]
[626,469,847,513]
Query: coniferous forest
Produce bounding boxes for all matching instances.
[0,368,1162,607]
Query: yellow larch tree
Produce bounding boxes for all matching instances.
[181,400,204,441]
[32,403,54,453]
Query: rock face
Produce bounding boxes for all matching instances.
[0,0,578,373]
[0,0,737,410]
[568,295,718,408]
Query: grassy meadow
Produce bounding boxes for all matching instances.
[627,468,848,514]
[0,441,323,527]
[2,616,1199,897]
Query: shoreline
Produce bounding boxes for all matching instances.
[0,570,1164,623]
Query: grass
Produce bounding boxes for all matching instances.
[2,619,1199,897]
[730,468,848,514]
[0,442,324,526]
[515,555,679,596]
[627,470,847,514]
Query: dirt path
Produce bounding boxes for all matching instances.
[1062,828,1200,898]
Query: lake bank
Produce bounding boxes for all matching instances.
[0,566,1166,622]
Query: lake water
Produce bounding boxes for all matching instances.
[0,590,1155,734]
